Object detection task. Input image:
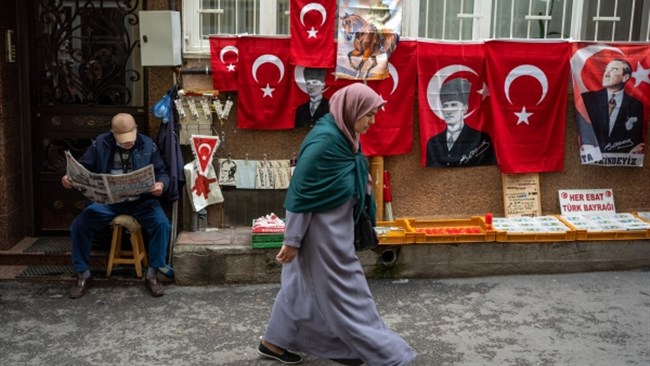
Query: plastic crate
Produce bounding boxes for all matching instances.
[376,218,416,245]
[557,214,650,241]
[408,216,496,244]
[494,215,577,242]
[251,233,284,249]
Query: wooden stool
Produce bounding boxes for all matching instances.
[106,215,148,278]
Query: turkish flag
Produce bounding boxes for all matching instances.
[209,35,239,92]
[361,39,417,156]
[571,42,650,166]
[290,0,336,67]
[485,40,571,173]
[417,40,494,167]
[237,36,294,130]
[190,135,220,175]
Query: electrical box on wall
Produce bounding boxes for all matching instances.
[139,10,182,66]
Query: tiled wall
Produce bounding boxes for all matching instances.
[0,0,24,249]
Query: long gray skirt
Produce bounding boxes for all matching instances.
[263,198,416,366]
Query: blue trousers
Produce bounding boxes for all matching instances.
[70,200,171,273]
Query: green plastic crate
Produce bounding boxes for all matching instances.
[251,233,284,249]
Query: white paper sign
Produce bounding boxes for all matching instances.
[558,189,615,216]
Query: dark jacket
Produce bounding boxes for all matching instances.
[426,124,496,167]
[582,89,645,153]
[78,131,170,204]
[294,98,330,128]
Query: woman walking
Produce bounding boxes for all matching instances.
[258,83,416,365]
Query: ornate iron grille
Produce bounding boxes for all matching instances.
[35,0,143,106]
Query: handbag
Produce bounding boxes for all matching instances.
[354,197,379,252]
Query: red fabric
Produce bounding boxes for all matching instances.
[209,36,239,92]
[485,40,571,173]
[190,135,220,175]
[237,36,294,130]
[290,0,336,67]
[571,42,650,166]
[416,41,488,166]
[361,39,416,156]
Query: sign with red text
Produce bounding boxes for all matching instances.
[558,189,615,216]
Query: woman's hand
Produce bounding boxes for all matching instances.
[276,244,298,264]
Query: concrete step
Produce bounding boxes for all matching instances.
[172,228,650,286]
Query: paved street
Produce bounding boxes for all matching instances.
[1,270,649,366]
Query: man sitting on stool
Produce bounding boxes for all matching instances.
[61,113,171,298]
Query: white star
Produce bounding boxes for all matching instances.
[514,106,533,125]
[631,62,650,87]
[477,82,490,101]
[261,83,275,98]
[307,27,318,38]
[226,63,236,72]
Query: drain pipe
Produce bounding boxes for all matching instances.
[379,247,399,266]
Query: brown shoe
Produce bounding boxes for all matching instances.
[69,275,92,299]
[145,276,165,297]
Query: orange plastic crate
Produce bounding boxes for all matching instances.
[494,215,577,242]
[407,216,496,244]
[557,214,650,241]
[376,218,415,245]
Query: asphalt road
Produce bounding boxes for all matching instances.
[1,270,648,366]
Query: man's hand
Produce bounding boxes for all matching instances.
[276,244,298,264]
[61,175,73,189]
[150,182,164,196]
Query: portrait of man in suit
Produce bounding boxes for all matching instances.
[580,58,645,154]
[294,67,329,128]
[426,78,496,167]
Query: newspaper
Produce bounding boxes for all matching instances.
[65,151,156,204]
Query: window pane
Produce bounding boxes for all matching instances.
[201,0,259,36]
[276,0,290,35]
[583,0,644,41]
[490,0,572,39]
[418,0,475,40]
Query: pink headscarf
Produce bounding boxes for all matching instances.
[329,83,385,152]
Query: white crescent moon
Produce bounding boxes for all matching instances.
[570,44,624,93]
[388,62,399,95]
[427,65,478,120]
[198,142,212,156]
[504,65,548,105]
[300,3,327,26]
[252,54,285,84]
[294,66,308,94]
[219,46,239,64]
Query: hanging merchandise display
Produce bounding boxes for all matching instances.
[185,135,224,212]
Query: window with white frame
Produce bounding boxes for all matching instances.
[184,0,289,54]
[184,0,650,55]
[408,0,650,41]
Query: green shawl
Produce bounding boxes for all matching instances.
[284,114,376,223]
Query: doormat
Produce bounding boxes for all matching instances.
[24,237,72,254]
[17,265,105,278]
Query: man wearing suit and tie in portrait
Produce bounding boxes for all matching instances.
[580,58,645,154]
[294,67,330,128]
[426,78,496,167]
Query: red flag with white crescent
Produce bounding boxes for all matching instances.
[417,40,495,168]
[209,35,239,92]
[191,135,220,176]
[571,42,650,167]
[485,40,571,173]
[290,0,336,67]
[361,39,416,156]
[237,36,293,130]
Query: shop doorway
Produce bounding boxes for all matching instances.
[28,0,146,234]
